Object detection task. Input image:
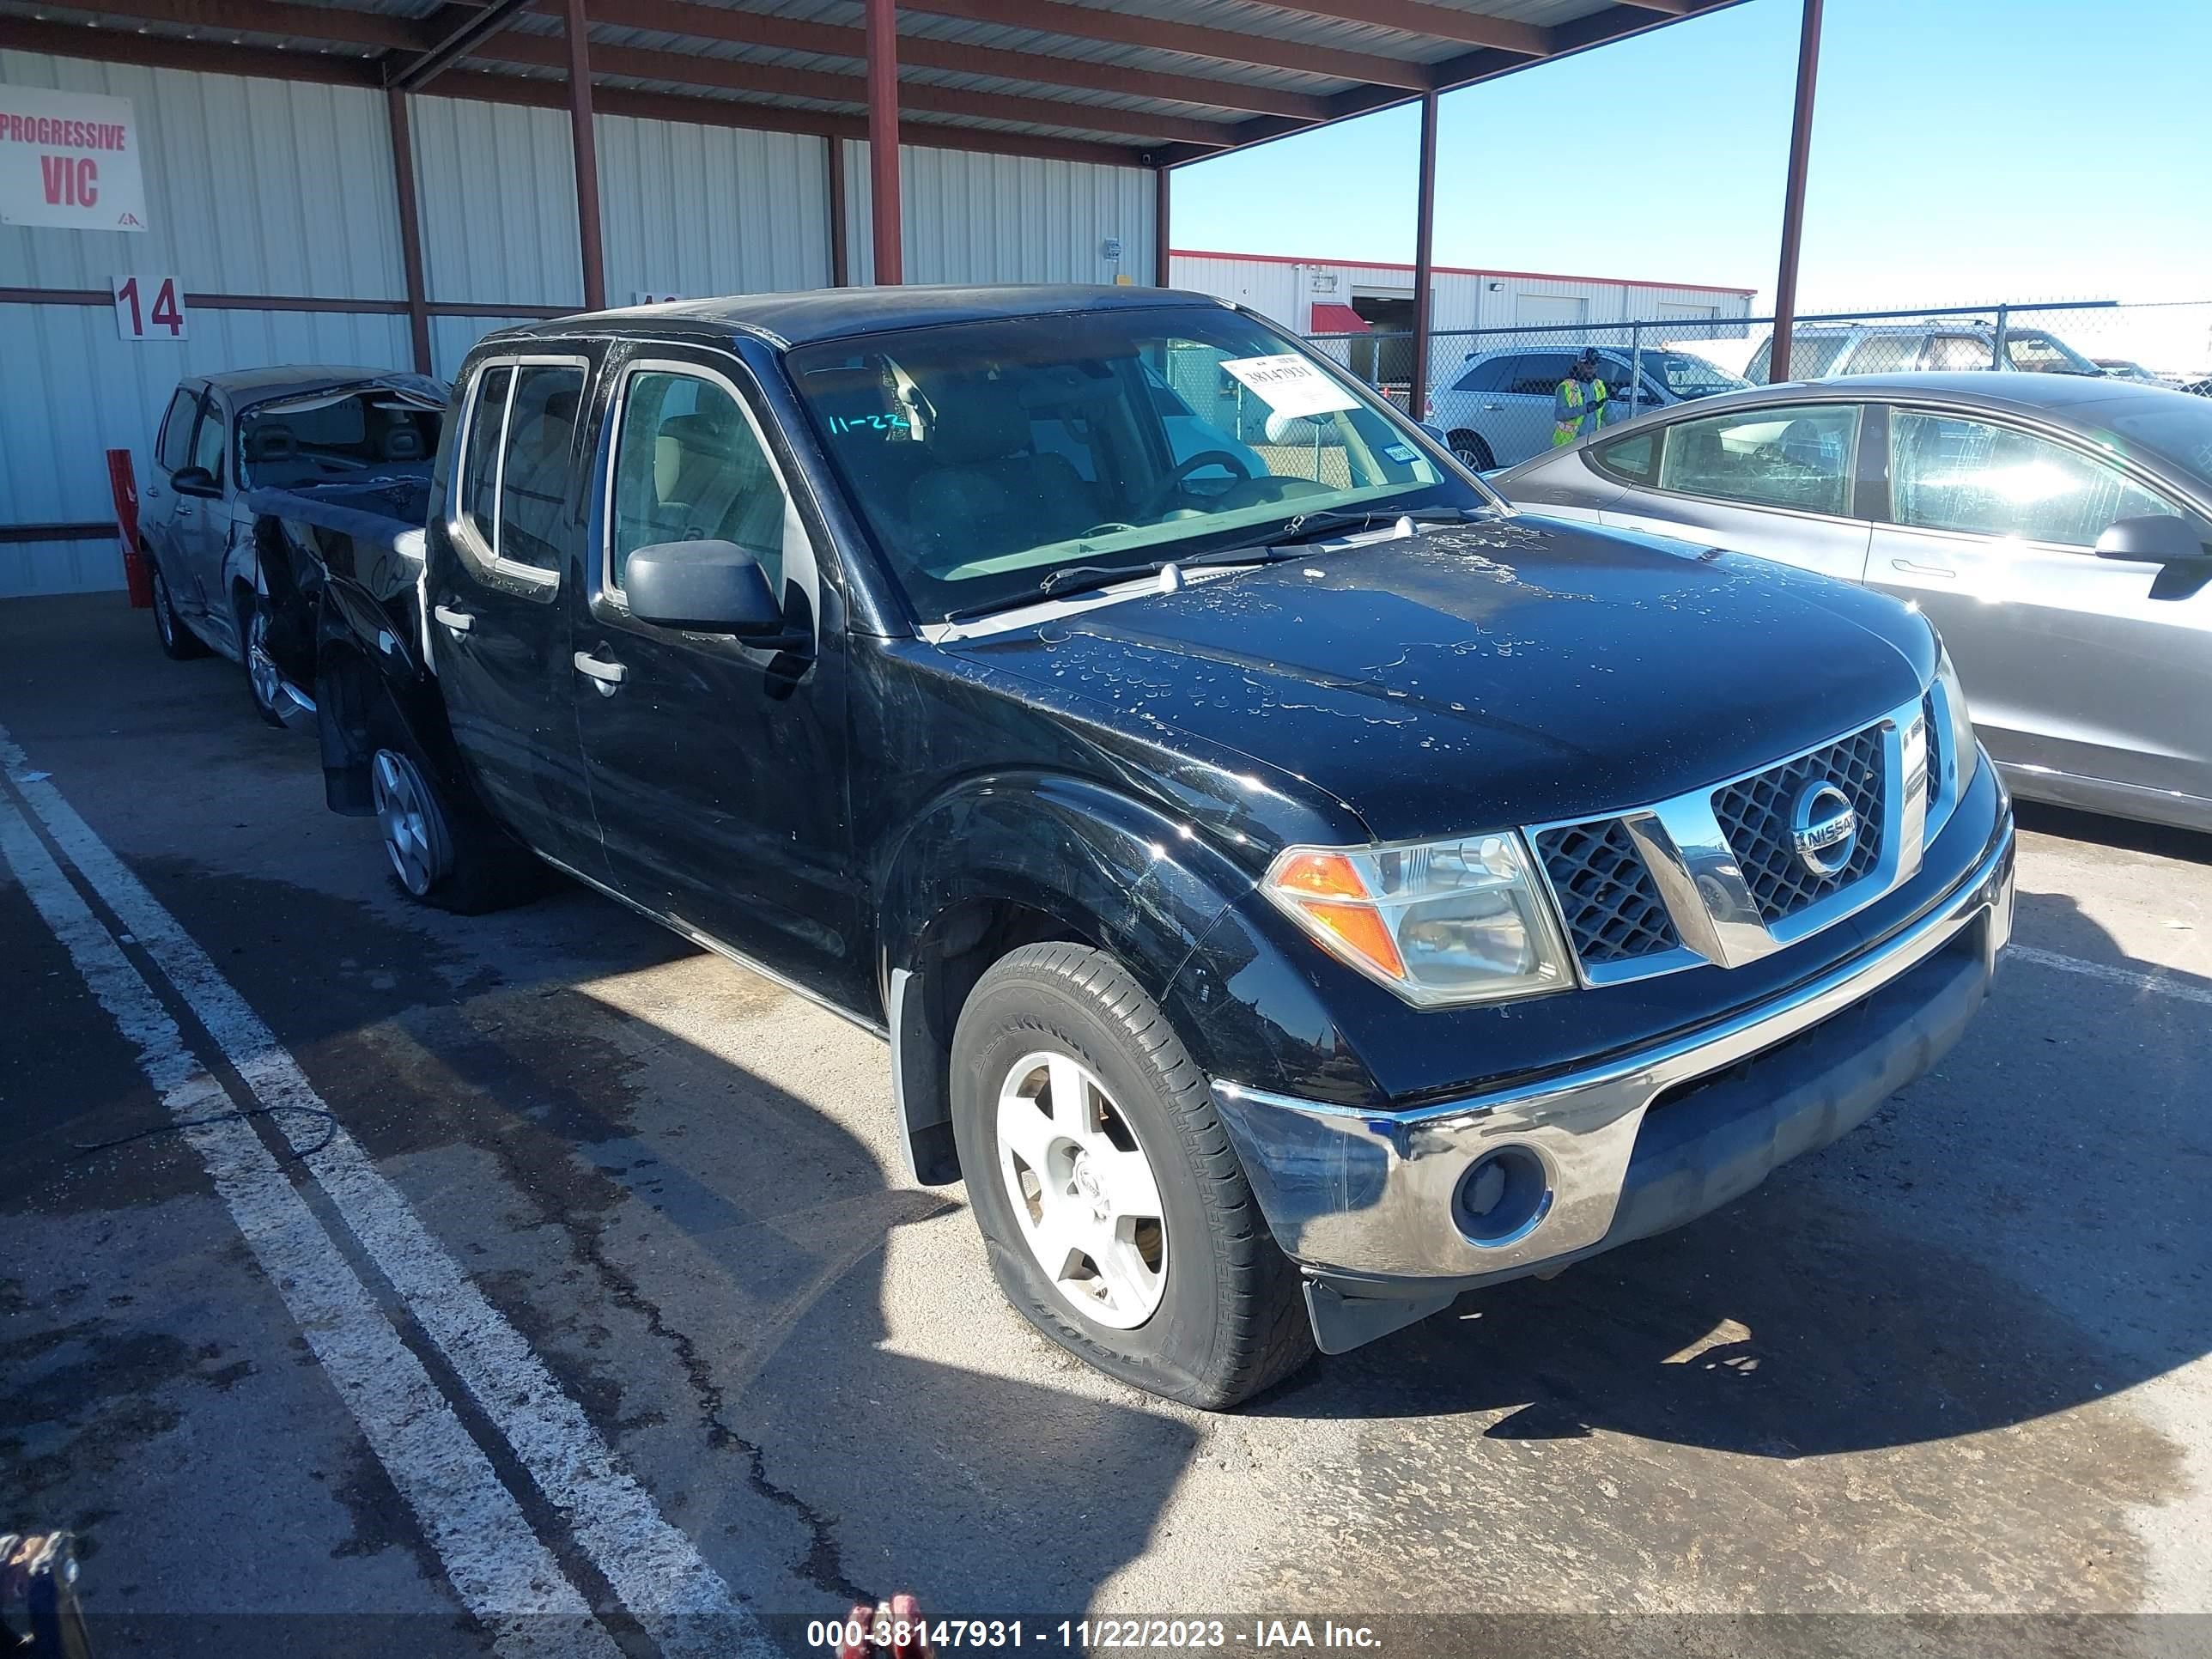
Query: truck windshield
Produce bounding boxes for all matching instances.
[784,306,1486,622]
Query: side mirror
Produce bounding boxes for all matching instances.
[171,465,220,497]
[2095,514,2209,564]
[623,539,788,637]
[1417,421,1449,445]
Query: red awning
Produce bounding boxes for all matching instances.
[1310,301,1370,334]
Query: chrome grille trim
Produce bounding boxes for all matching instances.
[1525,688,1935,987]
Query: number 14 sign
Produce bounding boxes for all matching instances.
[112,274,187,340]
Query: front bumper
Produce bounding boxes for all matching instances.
[1209,813,2014,1352]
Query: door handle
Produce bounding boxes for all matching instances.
[433,603,475,635]
[573,650,627,695]
[1890,558,1957,579]
[174,504,195,518]
[1481,404,1504,411]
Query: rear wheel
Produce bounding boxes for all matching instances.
[1449,430,1495,472]
[150,558,209,660]
[951,943,1315,1409]
[368,726,545,915]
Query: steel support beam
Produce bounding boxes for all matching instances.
[390,0,535,92]
[828,137,849,287]
[1153,166,1171,288]
[1244,0,1550,57]
[866,0,902,285]
[1769,0,1823,384]
[1407,90,1439,423]
[386,86,434,374]
[562,0,606,312]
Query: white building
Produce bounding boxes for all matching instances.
[1172,246,1753,341]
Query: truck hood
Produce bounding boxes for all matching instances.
[952,515,1936,842]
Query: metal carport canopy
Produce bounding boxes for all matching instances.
[0,0,1752,385]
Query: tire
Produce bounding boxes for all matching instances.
[1449,431,1495,472]
[368,718,547,915]
[237,587,288,727]
[951,943,1316,1409]
[150,557,210,660]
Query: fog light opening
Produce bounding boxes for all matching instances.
[1453,1145,1553,1248]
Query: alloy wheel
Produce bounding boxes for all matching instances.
[153,570,177,646]
[370,748,448,897]
[995,1050,1168,1329]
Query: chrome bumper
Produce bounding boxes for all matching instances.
[1210,817,2014,1285]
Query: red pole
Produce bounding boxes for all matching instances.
[1768,0,1823,384]
[866,0,902,284]
[828,135,849,286]
[564,0,606,312]
[1408,89,1439,421]
[386,85,433,374]
[108,448,149,608]
[1153,164,1171,288]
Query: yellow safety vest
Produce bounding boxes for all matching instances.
[1553,377,1608,446]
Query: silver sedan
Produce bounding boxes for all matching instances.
[1494,372,2212,833]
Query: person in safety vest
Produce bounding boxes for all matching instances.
[1553,349,1609,446]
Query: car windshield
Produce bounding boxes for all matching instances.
[784,306,1485,622]
[1648,351,1749,398]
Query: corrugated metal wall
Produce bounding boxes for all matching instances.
[4,45,1155,597]
[2,48,413,598]
[844,143,1155,289]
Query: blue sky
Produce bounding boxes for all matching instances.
[1171,0,2210,313]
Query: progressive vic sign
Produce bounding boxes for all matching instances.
[0,84,148,232]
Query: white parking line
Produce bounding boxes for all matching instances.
[0,725,773,1659]
[0,792,621,1659]
[2007,944,2212,1008]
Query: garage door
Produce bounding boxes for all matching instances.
[1515,294,1589,328]
[1660,301,1721,322]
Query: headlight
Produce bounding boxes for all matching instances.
[1935,643,1978,791]
[1261,833,1573,1007]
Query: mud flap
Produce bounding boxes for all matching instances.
[1302,1277,1456,1356]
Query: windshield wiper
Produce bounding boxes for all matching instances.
[939,544,1286,624]
[1264,504,1478,550]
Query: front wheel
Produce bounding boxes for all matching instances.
[238,589,288,727]
[951,943,1316,1409]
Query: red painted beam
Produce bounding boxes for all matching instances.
[386,87,434,374]
[1769,0,1824,382]
[1408,90,1438,422]
[562,0,605,313]
[1244,0,1550,57]
[0,17,1150,167]
[866,0,902,285]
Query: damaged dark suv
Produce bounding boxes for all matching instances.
[296,286,2015,1408]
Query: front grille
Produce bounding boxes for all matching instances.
[1920,693,1940,803]
[1535,819,1681,966]
[1711,724,1887,924]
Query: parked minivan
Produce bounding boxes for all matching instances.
[1746,322,2102,385]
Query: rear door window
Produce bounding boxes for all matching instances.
[450,358,587,581]
[1504,354,1575,396]
[1654,403,1861,516]
[1922,335,1996,372]
[1449,357,1507,394]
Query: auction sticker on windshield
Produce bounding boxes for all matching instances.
[1218,354,1361,420]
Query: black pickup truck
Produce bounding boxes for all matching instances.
[292,286,2014,1408]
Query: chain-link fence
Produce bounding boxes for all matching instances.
[1306,299,2212,472]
